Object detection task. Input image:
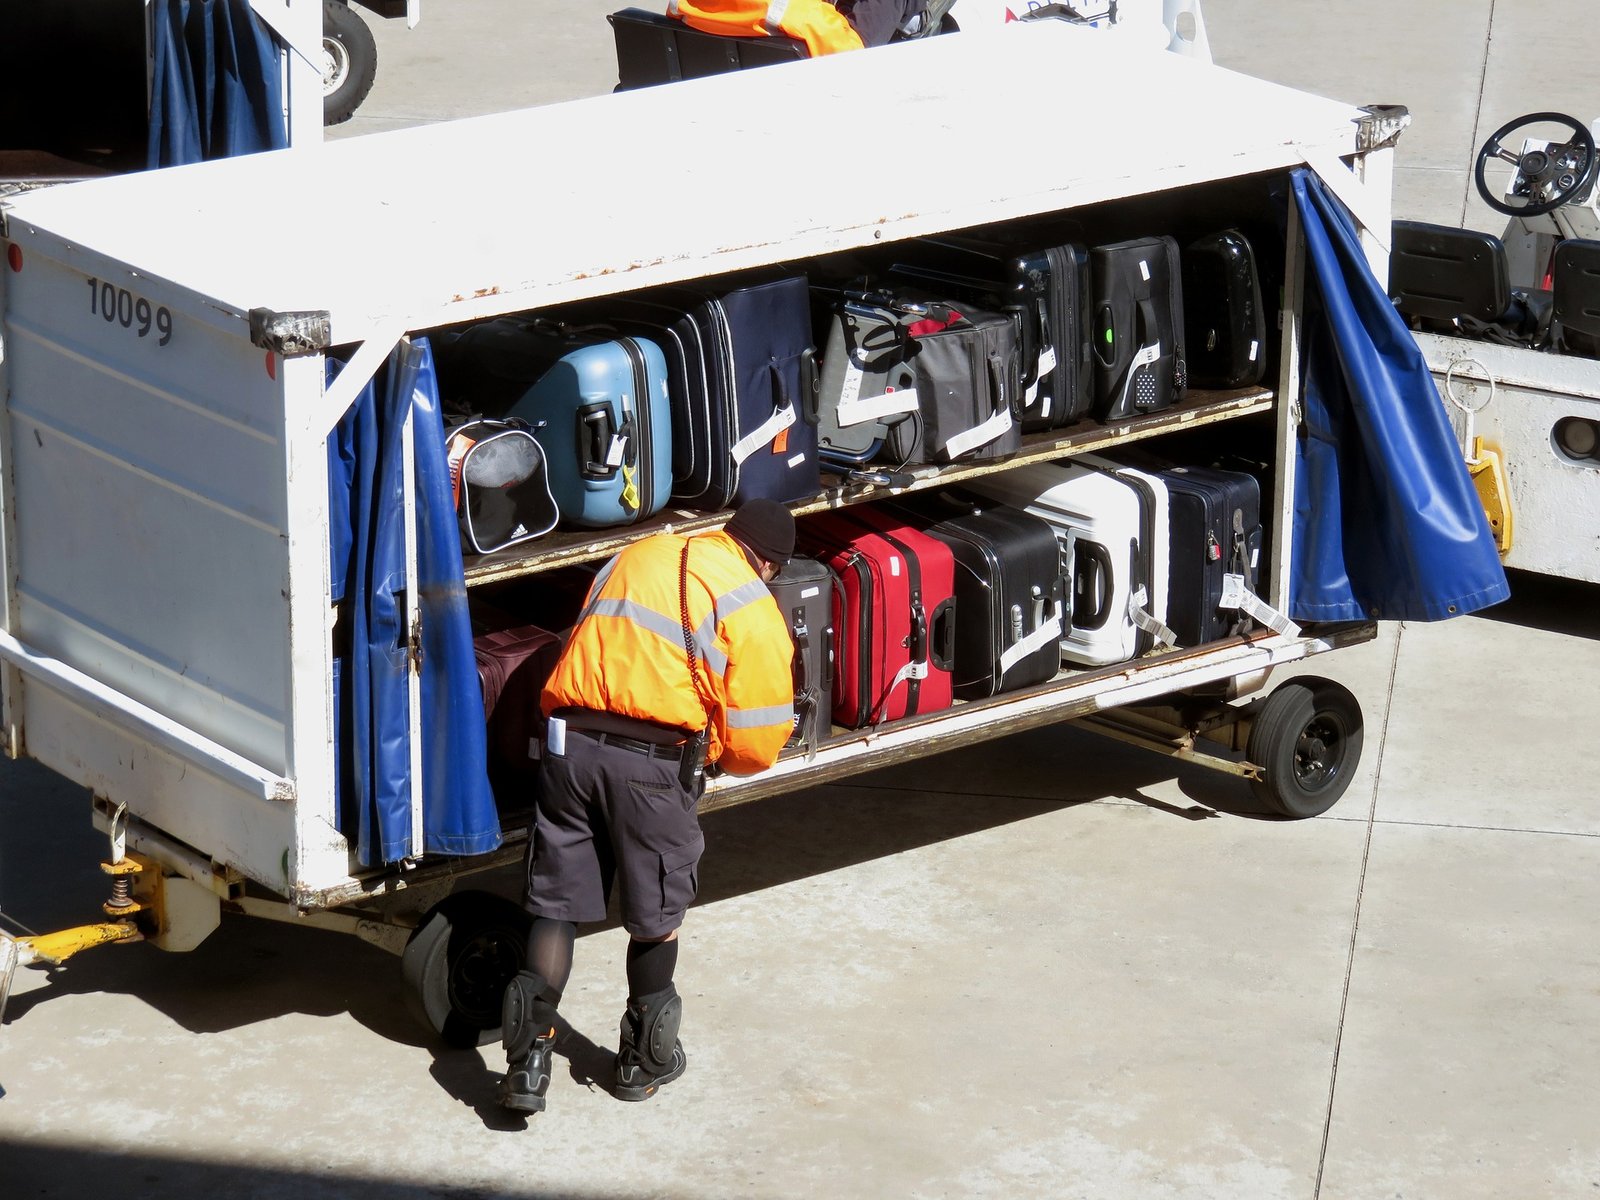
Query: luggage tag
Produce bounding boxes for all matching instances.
[1219,573,1300,638]
[1127,585,1178,649]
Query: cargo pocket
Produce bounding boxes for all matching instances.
[658,832,705,922]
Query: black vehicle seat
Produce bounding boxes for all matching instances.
[1388,220,1551,348]
[1550,238,1600,358]
[609,7,807,92]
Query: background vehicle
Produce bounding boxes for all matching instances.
[1390,111,1600,584]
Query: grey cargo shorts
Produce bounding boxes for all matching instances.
[525,727,705,940]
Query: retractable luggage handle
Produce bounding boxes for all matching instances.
[576,403,633,480]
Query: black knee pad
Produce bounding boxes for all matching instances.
[503,970,559,1060]
[626,985,683,1074]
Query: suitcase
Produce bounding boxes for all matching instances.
[600,272,820,509]
[473,620,565,798]
[1181,229,1268,389]
[1150,463,1263,646]
[766,556,836,751]
[813,295,921,471]
[968,459,1166,667]
[879,299,1023,466]
[889,236,1094,431]
[798,508,957,728]
[435,317,673,529]
[1089,235,1187,421]
[895,489,1067,699]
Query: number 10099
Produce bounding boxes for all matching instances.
[87,277,173,347]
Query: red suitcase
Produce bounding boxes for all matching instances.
[799,507,957,729]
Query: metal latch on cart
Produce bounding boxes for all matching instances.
[250,307,332,357]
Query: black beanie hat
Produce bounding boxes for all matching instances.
[724,499,795,566]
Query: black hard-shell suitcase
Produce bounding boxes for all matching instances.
[896,489,1067,699]
[1151,463,1263,646]
[766,556,835,751]
[1089,235,1187,421]
[889,236,1094,431]
[1181,229,1267,389]
[595,272,821,509]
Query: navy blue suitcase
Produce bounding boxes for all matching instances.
[604,272,821,509]
[1155,464,1264,646]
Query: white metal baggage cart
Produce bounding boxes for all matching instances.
[0,20,1444,1040]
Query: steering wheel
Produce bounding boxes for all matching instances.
[1474,111,1598,217]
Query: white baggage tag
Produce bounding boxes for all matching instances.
[1220,573,1301,638]
[1127,584,1178,648]
[997,614,1064,673]
[545,716,567,757]
[605,435,628,467]
[1038,345,1058,375]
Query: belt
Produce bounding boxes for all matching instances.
[570,726,688,761]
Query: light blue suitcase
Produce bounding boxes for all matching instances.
[439,317,673,529]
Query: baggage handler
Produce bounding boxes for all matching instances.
[667,0,932,56]
[499,500,798,1114]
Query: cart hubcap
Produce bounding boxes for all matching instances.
[1293,716,1343,790]
[323,38,349,94]
[448,929,520,1025]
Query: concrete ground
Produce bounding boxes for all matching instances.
[3,2,1598,1197]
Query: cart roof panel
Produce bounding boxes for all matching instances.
[2,20,1368,345]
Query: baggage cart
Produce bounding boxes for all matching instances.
[0,20,1422,1041]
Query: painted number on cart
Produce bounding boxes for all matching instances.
[86,278,173,347]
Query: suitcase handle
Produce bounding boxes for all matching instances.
[577,403,621,480]
[929,597,957,673]
[800,347,820,426]
[1072,540,1113,630]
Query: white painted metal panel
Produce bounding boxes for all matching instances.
[1,20,1365,347]
[3,244,297,771]
[1416,332,1600,585]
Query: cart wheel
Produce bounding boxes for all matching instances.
[1246,676,1364,819]
[401,892,530,1047]
[322,0,377,126]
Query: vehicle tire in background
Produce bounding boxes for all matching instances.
[323,0,378,125]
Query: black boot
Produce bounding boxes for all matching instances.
[499,970,560,1114]
[614,984,687,1102]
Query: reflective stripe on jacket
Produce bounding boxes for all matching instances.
[667,0,865,57]
[541,529,795,775]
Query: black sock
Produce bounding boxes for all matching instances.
[626,937,678,1000]
[525,918,576,999]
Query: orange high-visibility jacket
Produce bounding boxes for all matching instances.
[667,0,865,57]
[541,529,795,775]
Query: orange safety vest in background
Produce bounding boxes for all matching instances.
[541,530,795,775]
[668,0,865,57]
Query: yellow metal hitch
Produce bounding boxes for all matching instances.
[16,920,144,966]
[1467,436,1514,556]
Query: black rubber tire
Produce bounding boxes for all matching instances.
[1246,676,1364,819]
[322,0,378,126]
[401,892,531,1047]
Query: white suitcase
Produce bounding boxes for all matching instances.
[969,458,1170,666]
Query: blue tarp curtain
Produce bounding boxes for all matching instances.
[1287,169,1510,622]
[328,340,502,867]
[148,0,289,168]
